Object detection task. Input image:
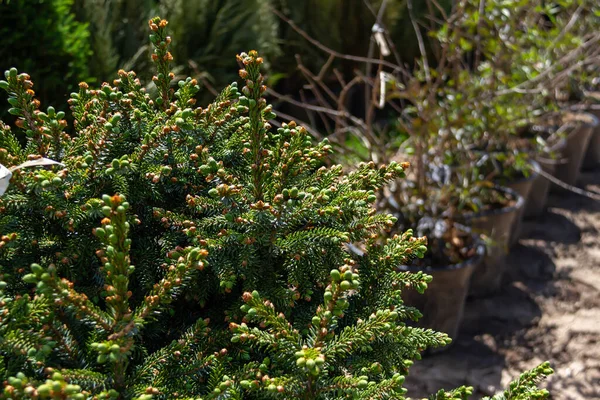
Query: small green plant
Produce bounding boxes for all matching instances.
[0,17,552,400]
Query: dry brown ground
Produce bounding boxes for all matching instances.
[404,168,600,400]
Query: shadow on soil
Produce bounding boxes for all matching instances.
[546,169,600,213]
[521,212,581,244]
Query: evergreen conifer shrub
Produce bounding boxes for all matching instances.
[0,17,552,399]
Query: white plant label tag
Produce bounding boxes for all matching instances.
[0,164,12,196]
[12,158,63,170]
[0,158,64,196]
[379,71,394,108]
[372,24,391,56]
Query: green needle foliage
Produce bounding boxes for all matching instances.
[0,17,552,400]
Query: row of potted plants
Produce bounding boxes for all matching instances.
[413,111,599,340]
[270,0,600,341]
[402,0,600,340]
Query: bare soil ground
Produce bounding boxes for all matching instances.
[404,168,600,399]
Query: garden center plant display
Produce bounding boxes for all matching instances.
[0,17,557,399]
[268,4,512,332]
[455,0,600,194]
[261,0,600,345]
[269,0,534,308]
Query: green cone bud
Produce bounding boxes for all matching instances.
[330,269,341,281]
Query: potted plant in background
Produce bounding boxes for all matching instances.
[264,0,599,333]
[267,2,500,335]
[579,75,600,170]
[439,0,600,227]
[477,0,600,192]
[547,3,600,170]
[582,96,600,169]
[267,0,531,330]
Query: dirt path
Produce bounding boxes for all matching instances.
[404,168,600,399]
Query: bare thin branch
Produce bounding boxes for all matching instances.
[266,88,368,131]
[407,0,431,83]
[545,4,583,57]
[270,6,411,79]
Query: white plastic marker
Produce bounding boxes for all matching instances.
[379,71,394,109]
[0,158,64,196]
[0,164,11,196]
[372,23,391,57]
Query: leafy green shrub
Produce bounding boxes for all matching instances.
[0,17,552,399]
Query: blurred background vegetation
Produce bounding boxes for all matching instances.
[0,0,92,118]
[0,0,451,117]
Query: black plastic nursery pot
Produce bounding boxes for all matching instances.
[552,113,598,191]
[461,186,524,297]
[503,160,540,245]
[583,108,600,169]
[398,239,485,342]
[524,157,560,218]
